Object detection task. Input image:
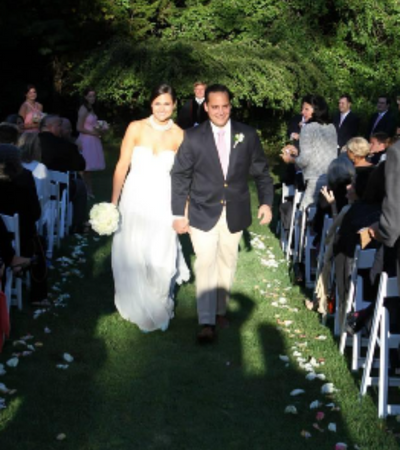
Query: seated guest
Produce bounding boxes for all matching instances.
[368,132,391,165]
[39,115,88,233]
[313,155,355,245]
[18,132,51,224]
[333,94,360,151]
[281,94,337,209]
[5,114,24,135]
[366,95,397,138]
[0,123,19,145]
[0,144,48,305]
[333,166,386,329]
[346,137,374,180]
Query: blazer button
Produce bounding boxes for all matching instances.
[224,183,228,188]
[220,200,224,204]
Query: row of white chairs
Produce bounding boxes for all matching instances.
[1,170,73,312]
[278,182,400,418]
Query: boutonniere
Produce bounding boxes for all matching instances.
[233,133,245,148]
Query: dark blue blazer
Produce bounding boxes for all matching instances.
[171,120,274,233]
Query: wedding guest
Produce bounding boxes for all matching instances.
[76,88,106,198]
[18,84,44,133]
[368,132,390,165]
[178,81,208,129]
[346,137,375,190]
[313,155,355,245]
[0,123,19,145]
[18,132,51,221]
[0,144,48,306]
[5,114,24,134]
[281,94,337,209]
[332,94,360,151]
[366,95,396,138]
[39,115,88,234]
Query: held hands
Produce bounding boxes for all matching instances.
[173,217,190,235]
[258,205,272,225]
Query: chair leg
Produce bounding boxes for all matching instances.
[379,308,390,418]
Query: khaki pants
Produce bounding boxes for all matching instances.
[190,209,242,325]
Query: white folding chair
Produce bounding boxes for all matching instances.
[0,213,22,310]
[279,184,295,253]
[339,246,377,371]
[360,273,400,418]
[286,190,304,261]
[303,206,317,287]
[48,170,72,239]
[46,182,60,258]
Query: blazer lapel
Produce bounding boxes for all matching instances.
[227,120,240,180]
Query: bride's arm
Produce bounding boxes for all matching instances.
[111,122,137,205]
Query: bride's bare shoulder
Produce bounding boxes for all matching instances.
[125,119,148,135]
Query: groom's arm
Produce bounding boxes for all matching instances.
[171,135,195,216]
[248,130,274,208]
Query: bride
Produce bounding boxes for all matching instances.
[111,84,190,332]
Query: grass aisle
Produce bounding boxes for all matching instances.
[0,143,399,450]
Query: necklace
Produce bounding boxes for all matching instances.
[149,115,173,131]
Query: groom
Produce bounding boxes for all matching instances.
[171,84,274,343]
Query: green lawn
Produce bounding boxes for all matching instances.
[0,142,399,450]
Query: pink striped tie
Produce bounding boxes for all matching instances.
[217,129,228,178]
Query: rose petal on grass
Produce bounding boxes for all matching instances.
[301,430,312,439]
[306,373,317,381]
[316,411,325,421]
[335,443,347,450]
[6,358,19,368]
[284,405,298,414]
[56,433,67,441]
[0,364,6,376]
[279,355,290,362]
[63,353,74,363]
[310,400,322,409]
[312,423,324,432]
[321,383,338,395]
[290,389,305,396]
[0,383,9,394]
[315,335,328,340]
[56,364,69,370]
[328,423,337,432]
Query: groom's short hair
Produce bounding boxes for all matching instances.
[205,84,232,103]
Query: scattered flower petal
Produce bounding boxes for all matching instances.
[301,430,312,439]
[284,405,298,414]
[56,433,67,441]
[321,383,338,394]
[328,423,337,432]
[6,357,19,368]
[63,353,74,363]
[310,400,322,409]
[290,389,305,396]
[335,443,347,450]
[312,423,324,432]
[279,355,289,362]
[316,411,325,421]
[315,335,328,340]
[56,364,69,370]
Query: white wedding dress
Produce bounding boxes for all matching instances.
[112,146,190,332]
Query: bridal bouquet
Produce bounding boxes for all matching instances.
[89,203,120,236]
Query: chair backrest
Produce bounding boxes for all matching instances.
[282,184,295,202]
[385,276,399,298]
[0,213,20,255]
[48,170,69,186]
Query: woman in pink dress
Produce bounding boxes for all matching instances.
[76,88,106,198]
[18,85,44,133]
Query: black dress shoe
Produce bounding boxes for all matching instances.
[197,325,216,344]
